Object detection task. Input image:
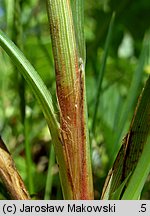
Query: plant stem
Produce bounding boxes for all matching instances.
[0,137,30,199]
[24,119,34,195]
[47,0,93,199]
[44,144,55,200]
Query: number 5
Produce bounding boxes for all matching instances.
[141,204,146,212]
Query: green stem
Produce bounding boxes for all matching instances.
[47,0,93,199]
[44,144,55,200]
[24,119,34,194]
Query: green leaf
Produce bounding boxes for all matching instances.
[110,172,131,200]
[113,32,150,159]
[0,29,58,132]
[102,74,150,200]
[0,29,72,200]
[92,12,115,133]
[122,136,150,199]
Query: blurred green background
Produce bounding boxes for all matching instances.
[0,0,150,199]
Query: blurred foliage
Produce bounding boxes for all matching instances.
[0,0,150,199]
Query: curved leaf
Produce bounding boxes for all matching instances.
[0,29,58,132]
[0,29,72,199]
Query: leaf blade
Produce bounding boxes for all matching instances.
[0,29,72,199]
[102,74,150,199]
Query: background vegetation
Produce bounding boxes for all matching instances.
[0,0,150,199]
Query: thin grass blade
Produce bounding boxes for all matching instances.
[112,33,150,160]
[92,13,115,133]
[0,29,72,199]
[101,73,150,199]
[122,136,150,199]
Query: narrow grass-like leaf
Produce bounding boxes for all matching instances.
[92,13,115,133]
[122,136,150,199]
[102,74,150,199]
[12,0,25,122]
[110,172,131,200]
[0,29,57,131]
[113,33,150,160]
[0,29,72,199]
[5,0,15,36]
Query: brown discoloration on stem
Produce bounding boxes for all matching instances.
[56,55,91,199]
[78,63,88,199]
[59,60,84,199]
[0,137,30,200]
[47,0,93,199]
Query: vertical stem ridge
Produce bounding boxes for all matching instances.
[47,0,93,199]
